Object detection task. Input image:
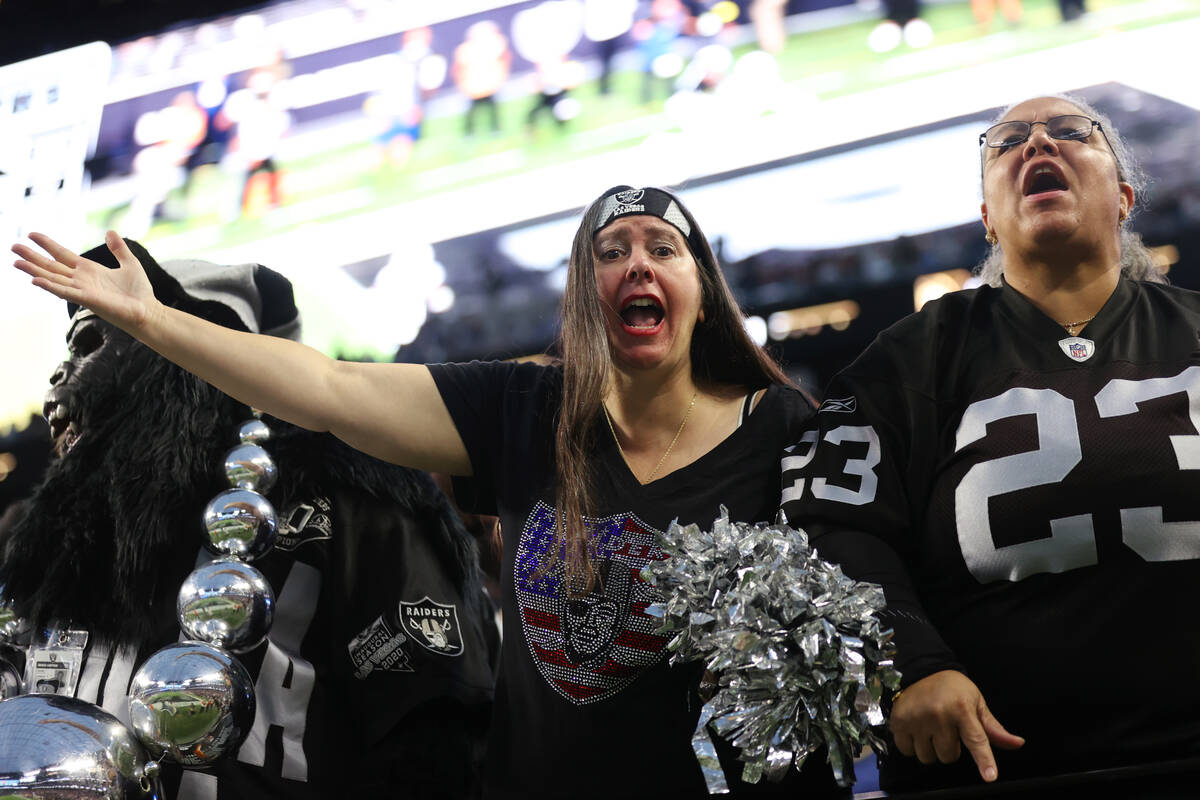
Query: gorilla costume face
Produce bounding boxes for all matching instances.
[0,243,480,651]
[0,312,247,646]
[0,242,497,799]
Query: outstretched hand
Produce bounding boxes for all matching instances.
[12,230,161,334]
[890,669,1024,783]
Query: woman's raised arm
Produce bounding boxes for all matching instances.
[13,231,471,475]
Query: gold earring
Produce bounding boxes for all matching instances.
[985,230,998,246]
[1118,209,1128,223]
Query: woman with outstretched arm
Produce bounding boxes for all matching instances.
[13,184,840,799]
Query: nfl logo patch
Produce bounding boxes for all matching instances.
[1057,336,1095,362]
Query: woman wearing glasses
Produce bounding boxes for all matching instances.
[779,94,1200,794]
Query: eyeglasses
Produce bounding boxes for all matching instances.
[979,114,1117,162]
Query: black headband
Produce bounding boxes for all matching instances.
[592,186,708,265]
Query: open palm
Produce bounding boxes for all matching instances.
[12,231,160,333]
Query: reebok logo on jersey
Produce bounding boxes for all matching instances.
[819,396,857,413]
[1058,336,1095,362]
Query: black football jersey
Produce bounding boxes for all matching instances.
[23,487,495,800]
[780,277,1200,789]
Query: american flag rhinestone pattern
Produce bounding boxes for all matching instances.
[515,501,672,705]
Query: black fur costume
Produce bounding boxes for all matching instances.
[0,242,496,799]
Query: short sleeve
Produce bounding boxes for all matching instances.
[426,360,559,516]
[779,336,961,685]
[779,366,915,555]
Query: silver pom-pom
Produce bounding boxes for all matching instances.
[203,488,277,561]
[0,694,163,797]
[642,509,900,791]
[178,558,275,653]
[237,418,271,445]
[222,443,278,493]
[128,641,255,766]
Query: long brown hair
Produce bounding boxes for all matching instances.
[551,186,791,595]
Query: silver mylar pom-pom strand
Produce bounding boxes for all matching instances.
[178,558,275,654]
[643,510,900,791]
[128,641,256,766]
[237,418,271,445]
[203,488,277,561]
[223,443,278,494]
[0,694,163,797]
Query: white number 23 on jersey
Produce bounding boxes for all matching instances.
[782,367,1200,583]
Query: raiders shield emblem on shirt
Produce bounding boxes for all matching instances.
[1058,336,1096,362]
[514,501,672,706]
[399,597,465,657]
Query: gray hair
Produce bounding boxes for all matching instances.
[974,92,1163,286]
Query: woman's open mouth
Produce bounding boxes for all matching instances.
[619,297,664,333]
[1023,165,1069,199]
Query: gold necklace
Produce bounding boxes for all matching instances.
[1058,315,1096,336]
[604,392,697,484]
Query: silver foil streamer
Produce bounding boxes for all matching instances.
[643,509,900,792]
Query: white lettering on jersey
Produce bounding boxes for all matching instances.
[781,426,880,506]
[812,425,881,506]
[954,368,1200,581]
[780,431,818,504]
[955,387,1098,582]
[72,641,139,729]
[238,561,321,781]
[1096,366,1200,561]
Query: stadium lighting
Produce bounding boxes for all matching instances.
[913,269,970,311]
[767,300,861,340]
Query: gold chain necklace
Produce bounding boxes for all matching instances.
[1058,315,1096,336]
[604,392,697,484]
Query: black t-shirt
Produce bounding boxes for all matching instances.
[779,278,1200,791]
[429,361,829,799]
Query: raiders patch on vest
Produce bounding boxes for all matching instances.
[400,598,465,657]
[514,501,672,706]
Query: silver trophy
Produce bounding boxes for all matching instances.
[0,693,163,798]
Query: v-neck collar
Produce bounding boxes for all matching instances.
[598,386,775,495]
[998,274,1137,352]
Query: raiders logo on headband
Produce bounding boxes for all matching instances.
[593,186,705,264]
